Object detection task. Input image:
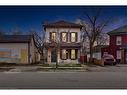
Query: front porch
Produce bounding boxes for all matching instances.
[47,48,80,64]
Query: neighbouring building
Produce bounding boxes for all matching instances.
[102,25,127,64]
[43,20,82,64]
[0,35,40,64]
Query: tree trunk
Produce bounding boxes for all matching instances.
[55,49,58,69]
[89,44,94,64]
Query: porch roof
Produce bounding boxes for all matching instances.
[49,43,81,48]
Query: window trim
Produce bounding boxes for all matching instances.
[50,32,56,42]
[116,50,122,59]
[60,49,67,60]
[61,32,68,42]
[70,32,78,42]
[70,49,77,60]
[116,36,122,45]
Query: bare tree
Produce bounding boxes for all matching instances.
[80,8,111,63]
[49,29,61,69]
[96,33,109,46]
[31,29,47,64]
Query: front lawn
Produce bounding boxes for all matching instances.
[35,63,85,72]
[40,63,82,67]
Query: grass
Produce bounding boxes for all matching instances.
[35,67,85,72]
[36,64,84,71]
[40,63,82,67]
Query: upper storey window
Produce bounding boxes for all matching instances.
[50,32,56,42]
[61,32,67,42]
[116,36,122,45]
[71,32,77,42]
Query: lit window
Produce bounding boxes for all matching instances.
[61,49,67,59]
[116,36,122,45]
[62,33,67,42]
[50,32,56,41]
[71,49,76,59]
[71,33,77,42]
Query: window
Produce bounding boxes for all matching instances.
[116,36,122,45]
[116,50,122,59]
[50,32,56,41]
[71,32,77,42]
[61,49,67,59]
[71,49,76,59]
[61,32,67,42]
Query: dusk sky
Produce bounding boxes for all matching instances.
[1,6,127,34]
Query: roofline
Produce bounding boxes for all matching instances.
[107,25,127,35]
[0,42,30,43]
[0,34,33,43]
[107,32,127,35]
[43,20,83,30]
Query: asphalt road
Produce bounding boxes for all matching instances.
[0,72,127,89]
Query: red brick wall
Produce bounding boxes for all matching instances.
[101,35,121,59]
[110,35,116,46]
[122,35,127,44]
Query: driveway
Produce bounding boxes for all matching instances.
[86,64,127,72]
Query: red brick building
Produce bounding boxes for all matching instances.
[102,25,127,64]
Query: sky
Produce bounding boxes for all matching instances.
[1,6,127,34]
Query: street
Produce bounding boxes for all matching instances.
[0,72,127,89]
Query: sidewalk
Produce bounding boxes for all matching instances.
[0,64,126,72]
[0,65,87,72]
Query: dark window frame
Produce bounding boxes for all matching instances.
[70,32,78,43]
[60,49,67,60]
[70,49,78,60]
[50,32,56,42]
[61,32,68,42]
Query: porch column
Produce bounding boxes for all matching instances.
[57,49,60,63]
[78,49,80,59]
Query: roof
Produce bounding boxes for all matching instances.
[43,20,82,29]
[0,35,33,43]
[108,25,127,35]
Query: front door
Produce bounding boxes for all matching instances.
[21,49,28,63]
[51,50,57,62]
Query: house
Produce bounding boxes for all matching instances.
[0,35,40,64]
[43,20,82,64]
[102,25,127,64]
